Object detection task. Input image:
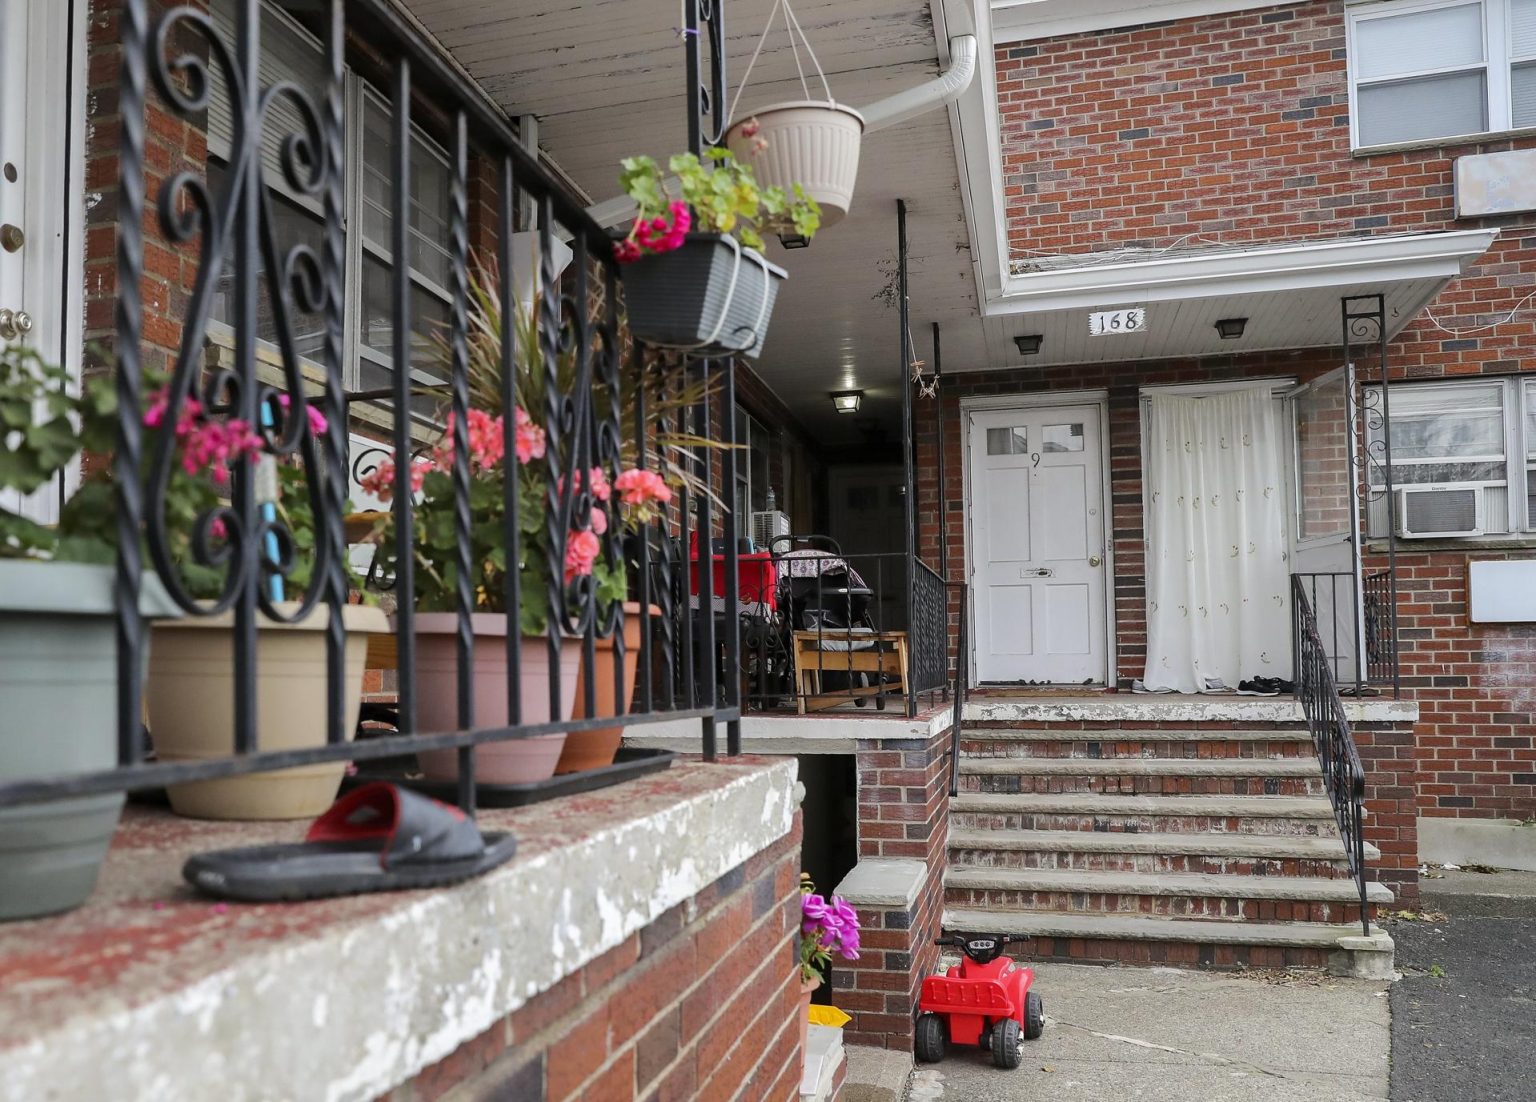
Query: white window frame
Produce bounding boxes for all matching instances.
[1347,0,1534,149]
[1366,377,1536,534]
[204,0,453,426]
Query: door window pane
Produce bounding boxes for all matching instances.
[986,426,1027,455]
[1358,70,1487,145]
[1041,423,1085,452]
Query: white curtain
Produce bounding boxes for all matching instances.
[1142,389,1291,693]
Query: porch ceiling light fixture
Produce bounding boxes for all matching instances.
[831,391,863,414]
[1013,334,1044,355]
[1214,317,1248,340]
[778,233,812,250]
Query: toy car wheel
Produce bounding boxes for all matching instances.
[915,1013,947,1063]
[1024,991,1045,1040]
[990,1017,1022,1069]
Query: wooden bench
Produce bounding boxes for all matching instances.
[790,630,908,714]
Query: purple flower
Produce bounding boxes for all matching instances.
[830,896,861,931]
[801,893,829,924]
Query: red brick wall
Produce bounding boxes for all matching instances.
[977,0,1536,826]
[842,728,953,1049]
[384,814,806,1102]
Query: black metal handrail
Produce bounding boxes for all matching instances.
[948,581,968,799]
[1291,577,1371,937]
[0,0,740,811]
[1291,571,1401,699]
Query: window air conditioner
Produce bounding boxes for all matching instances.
[752,510,791,548]
[1397,486,1484,538]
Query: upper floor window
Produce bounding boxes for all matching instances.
[1348,0,1536,148]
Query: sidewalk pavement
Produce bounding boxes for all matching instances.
[880,961,1391,1102]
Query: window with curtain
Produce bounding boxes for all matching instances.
[1349,0,1536,147]
[205,0,452,423]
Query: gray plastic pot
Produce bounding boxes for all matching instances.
[620,232,787,359]
[0,560,176,921]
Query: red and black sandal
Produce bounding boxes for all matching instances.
[182,783,517,902]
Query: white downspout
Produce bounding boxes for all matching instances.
[584,34,979,228]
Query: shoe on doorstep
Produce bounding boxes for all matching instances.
[1237,679,1279,696]
[1131,679,1176,694]
[1200,677,1234,694]
[1257,676,1295,694]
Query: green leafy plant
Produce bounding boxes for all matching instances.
[615,147,821,260]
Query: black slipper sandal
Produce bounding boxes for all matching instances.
[182,783,517,902]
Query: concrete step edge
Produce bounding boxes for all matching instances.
[946,828,1379,862]
[950,793,1336,818]
[944,865,1395,904]
[941,907,1388,949]
[961,729,1311,741]
[958,758,1320,777]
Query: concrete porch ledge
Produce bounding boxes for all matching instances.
[834,858,929,911]
[965,696,1417,725]
[0,758,799,1102]
[625,703,955,755]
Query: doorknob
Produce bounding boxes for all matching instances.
[0,224,22,253]
[1088,555,1102,568]
[0,308,31,340]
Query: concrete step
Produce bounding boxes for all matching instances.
[948,827,1377,878]
[959,728,1313,760]
[944,865,1391,925]
[950,792,1338,836]
[941,907,1394,974]
[956,756,1323,797]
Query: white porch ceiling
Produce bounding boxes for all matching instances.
[402,0,991,441]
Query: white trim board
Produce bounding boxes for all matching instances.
[991,0,1290,43]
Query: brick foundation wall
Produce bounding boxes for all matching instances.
[839,727,953,1050]
[383,813,806,1102]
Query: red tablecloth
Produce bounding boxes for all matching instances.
[688,550,778,610]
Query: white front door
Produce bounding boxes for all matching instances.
[1,0,81,523]
[967,403,1108,684]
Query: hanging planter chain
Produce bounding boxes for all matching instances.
[729,0,838,123]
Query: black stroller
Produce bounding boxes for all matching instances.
[769,535,896,711]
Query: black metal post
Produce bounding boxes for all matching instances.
[321,0,348,747]
[390,59,417,735]
[448,110,476,813]
[898,200,917,718]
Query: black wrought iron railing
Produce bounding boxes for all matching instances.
[1290,577,1370,937]
[1291,571,1400,698]
[0,0,743,813]
[947,581,968,799]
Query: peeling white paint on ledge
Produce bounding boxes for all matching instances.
[964,697,1417,725]
[2,760,799,1102]
[625,706,955,754]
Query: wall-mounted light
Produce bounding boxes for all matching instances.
[1013,334,1044,355]
[1214,317,1247,340]
[831,391,863,414]
[778,233,811,250]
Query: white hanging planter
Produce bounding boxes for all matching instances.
[725,101,864,227]
[724,0,864,227]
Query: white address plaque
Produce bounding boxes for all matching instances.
[1088,308,1147,336]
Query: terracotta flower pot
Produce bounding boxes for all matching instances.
[558,602,655,775]
[412,613,581,785]
[798,974,822,1077]
[147,603,388,821]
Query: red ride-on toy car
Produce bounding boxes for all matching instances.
[915,933,1044,1069]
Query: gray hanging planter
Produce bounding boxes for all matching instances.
[620,233,787,360]
[0,560,177,921]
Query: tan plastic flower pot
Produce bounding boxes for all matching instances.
[558,602,656,775]
[412,614,581,785]
[146,603,388,821]
[726,101,865,227]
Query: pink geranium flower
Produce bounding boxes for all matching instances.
[514,406,547,465]
[564,528,601,582]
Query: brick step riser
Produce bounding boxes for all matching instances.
[952,932,1333,971]
[950,811,1340,837]
[959,775,1322,798]
[960,741,1314,760]
[944,888,1370,925]
[947,849,1355,879]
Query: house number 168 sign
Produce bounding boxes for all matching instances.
[1088,308,1147,336]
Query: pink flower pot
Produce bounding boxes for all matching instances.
[798,974,822,1079]
[410,613,581,785]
